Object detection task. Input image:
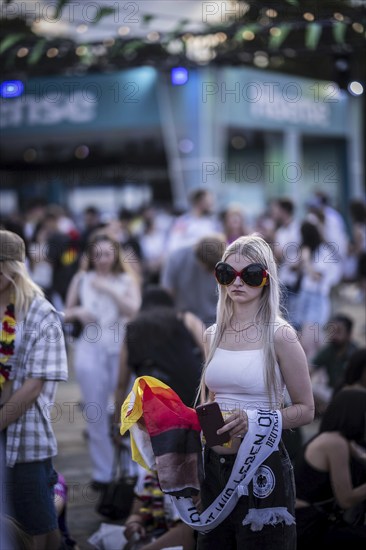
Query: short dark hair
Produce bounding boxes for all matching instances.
[194,234,227,271]
[277,198,294,216]
[319,389,366,443]
[349,199,366,223]
[343,348,366,386]
[141,285,175,311]
[329,314,354,334]
[189,188,210,206]
[84,206,100,216]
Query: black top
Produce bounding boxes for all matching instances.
[294,438,334,504]
[126,308,203,407]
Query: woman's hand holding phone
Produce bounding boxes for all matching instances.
[217,409,248,440]
[196,402,248,447]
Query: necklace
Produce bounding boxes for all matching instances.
[229,319,256,333]
[0,303,16,391]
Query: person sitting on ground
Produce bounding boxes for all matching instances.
[123,467,196,550]
[294,389,366,549]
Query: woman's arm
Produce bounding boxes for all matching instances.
[275,325,315,429]
[326,434,366,509]
[65,271,83,310]
[123,496,146,540]
[63,272,97,324]
[91,276,141,318]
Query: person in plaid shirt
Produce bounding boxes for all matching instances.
[0,229,68,550]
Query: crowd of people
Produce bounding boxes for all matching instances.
[0,188,365,549]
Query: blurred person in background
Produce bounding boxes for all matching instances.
[105,211,143,283]
[54,473,80,549]
[161,233,226,327]
[347,198,366,301]
[219,203,249,245]
[23,197,48,242]
[122,467,196,550]
[310,191,349,265]
[270,198,301,326]
[28,217,54,302]
[310,314,359,415]
[333,347,366,395]
[78,205,103,254]
[166,188,219,254]
[253,209,276,244]
[114,285,204,549]
[118,209,143,264]
[139,206,168,286]
[294,389,366,549]
[0,229,68,550]
[292,220,341,360]
[64,231,141,490]
[114,285,205,415]
[42,206,80,310]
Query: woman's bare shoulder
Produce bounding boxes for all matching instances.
[311,431,348,451]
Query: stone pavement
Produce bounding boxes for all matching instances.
[52,364,108,550]
[52,283,365,550]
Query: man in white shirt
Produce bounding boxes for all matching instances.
[166,189,220,254]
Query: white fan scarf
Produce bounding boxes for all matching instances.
[172,408,294,533]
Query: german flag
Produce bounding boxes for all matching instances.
[120,376,203,496]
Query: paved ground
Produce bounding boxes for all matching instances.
[53,283,365,550]
[53,368,105,550]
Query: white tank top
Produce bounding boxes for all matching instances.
[205,328,286,413]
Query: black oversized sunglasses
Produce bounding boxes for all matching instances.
[214,262,269,288]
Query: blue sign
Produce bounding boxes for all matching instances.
[0,68,159,135]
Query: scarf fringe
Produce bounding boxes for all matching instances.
[242,507,296,532]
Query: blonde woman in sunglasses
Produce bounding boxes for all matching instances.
[195,234,314,550]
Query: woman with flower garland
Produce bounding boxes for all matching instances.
[0,229,68,550]
[64,231,141,490]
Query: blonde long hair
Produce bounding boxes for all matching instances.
[197,234,285,408]
[1,260,44,317]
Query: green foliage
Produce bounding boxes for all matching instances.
[268,25,291,50]
[0,33,25,55]
[28,38,47,65]
[305,23,322,50]
[333,21,347,45]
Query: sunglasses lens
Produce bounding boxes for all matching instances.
[215,263,236,285]
[242,264,266,286]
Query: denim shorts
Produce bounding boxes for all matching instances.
[5,459,59,535]
[196,442,296,550]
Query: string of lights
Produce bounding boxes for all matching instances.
[0,1,365,87]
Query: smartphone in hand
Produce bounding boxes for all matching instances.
[196,402,230,447]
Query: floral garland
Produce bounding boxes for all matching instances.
[0,304,16,391]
